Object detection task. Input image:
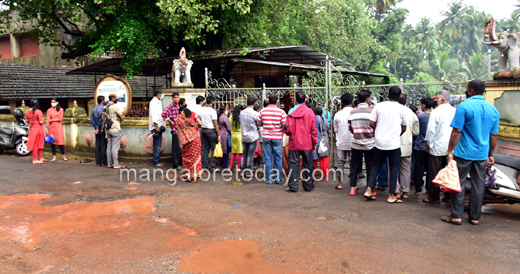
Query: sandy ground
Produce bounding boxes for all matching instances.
[0,151,519,274]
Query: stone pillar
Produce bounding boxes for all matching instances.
[8,101,16,114]
[10,34,20,59]
[87,99,95,116]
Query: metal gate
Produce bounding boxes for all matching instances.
[205,58,468,110]
[205,60,468,161]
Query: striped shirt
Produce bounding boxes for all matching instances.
[258,105,287,140]
[348,103,375,150]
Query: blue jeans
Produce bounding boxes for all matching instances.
[241,141,258,175]
[378,162,388,189]
[263,139,283,184]
[220,132,231,168]
[368,148,401,193]
[153,132,162,165]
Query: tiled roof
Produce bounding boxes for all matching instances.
[0,63,167,100]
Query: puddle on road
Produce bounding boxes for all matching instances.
[0,194,156,249]
[178,240,299,274]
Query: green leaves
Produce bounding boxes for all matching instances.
[157,0,254,43]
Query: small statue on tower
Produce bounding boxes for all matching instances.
[172,47,194,87]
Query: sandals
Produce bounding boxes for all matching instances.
[189,178,201,183]
[387,199,404,204]
[469,219,480,226]
[422,198,440,203]
[441,215,461,225]
[349,187,359,196]
[335,185,343,190]
[375,186,385,191]
[363,193,376,200]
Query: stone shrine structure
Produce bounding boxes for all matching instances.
[172,47,194,88]
[483,17,520,79]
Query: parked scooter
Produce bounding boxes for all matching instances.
[482,154,520,204]
[0,109,31,156]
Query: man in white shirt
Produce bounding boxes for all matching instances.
[240,97,260,177]
[192,95,205,116]
[398,94,419,199]
[424,90,456,203]
[149,90,166,167]
[198,96,221,172]
[333,92,354,190]
[364,86,407,203]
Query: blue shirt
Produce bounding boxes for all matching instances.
[413,112,430,151]
[322,110,332,122]
[90,103,104,131]
[288,104,302,115]
[450,96,499,161]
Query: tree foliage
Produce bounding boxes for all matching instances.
[379,1,514,83]
[0,0,513,82]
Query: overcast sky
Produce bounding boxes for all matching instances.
[398,0,519,25]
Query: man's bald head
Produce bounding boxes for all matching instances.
[109,93,117,102]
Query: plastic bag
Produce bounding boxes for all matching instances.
[318,140,328,154]
[254,138,262,157]
[45,135,55,144]
[485,167,497,189]
[213,142,223,158]
[432,160,462,193]
[282,134,289,147]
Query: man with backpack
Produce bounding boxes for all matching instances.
[90,95,107,167]
[104,93,125,169]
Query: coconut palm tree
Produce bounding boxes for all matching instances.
[501,11,520,33]
[460,51,487,80]
[437,1,469,39]
[369,0,396,14]
[461,7,487,54]
[419,50,461,81]
[415,18,439,50]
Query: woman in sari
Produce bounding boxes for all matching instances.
[176,107,203,182]
[26,99,45,164]
[218,105,231,168]
[45,98,67,161]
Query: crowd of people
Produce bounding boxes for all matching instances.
[25,78,500,225]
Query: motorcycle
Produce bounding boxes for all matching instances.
[0,109,31,156]
[482,154,520,204]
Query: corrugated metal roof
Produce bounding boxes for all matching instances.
[66,45,354,76]
[232,58,388,78]
[191,45,353,67]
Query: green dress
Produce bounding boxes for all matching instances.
[229,117,243,154]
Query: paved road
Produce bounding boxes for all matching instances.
[0,152,519,273]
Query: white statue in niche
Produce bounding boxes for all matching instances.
[172,47,194,87]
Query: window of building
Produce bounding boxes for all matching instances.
[19,34,39,57]
[0,36,11,59]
